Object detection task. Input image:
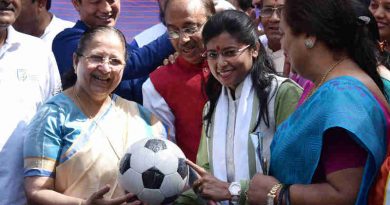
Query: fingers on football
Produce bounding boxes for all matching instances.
[185,159,207,177]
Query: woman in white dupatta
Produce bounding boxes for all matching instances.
[181,10,302,205]
[23,27,166,205]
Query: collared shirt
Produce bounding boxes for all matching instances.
[0,26,61,205]
[130,23,167,48]
[40,14,74,48]
[52,20,174,103]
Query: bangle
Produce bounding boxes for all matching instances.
[277,184,286,205]
[284,185,291,205]
[267,183,283,205]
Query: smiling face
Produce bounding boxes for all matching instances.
[206,32,256,90]
[165,0,208,64]
[73,30,125,100]
[72,0,120,27]
[0,0,21,28]
[369,0,390,42]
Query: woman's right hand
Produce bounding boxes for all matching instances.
[85,185,141,205]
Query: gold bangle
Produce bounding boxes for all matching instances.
[267,183,283,205]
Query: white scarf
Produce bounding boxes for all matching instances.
[212,75,254,182]
[211,75,286,182]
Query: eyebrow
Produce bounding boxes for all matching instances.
[208,46,240,51]
[262,4,284,7]
[167,22,198,28]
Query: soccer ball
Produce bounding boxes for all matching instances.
[118,138,189,205]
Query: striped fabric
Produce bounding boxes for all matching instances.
[50,0,160,41]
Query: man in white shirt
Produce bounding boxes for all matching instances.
[0,0,61,204]
[13,0,74,47]
[256,0,285,75]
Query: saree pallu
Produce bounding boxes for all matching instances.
[24,93,166,199]
[270,76,387,205]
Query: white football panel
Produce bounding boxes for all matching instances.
[160,172,186,197]
[130,147,155,173]
[138,189,165,205]
[118,168,144,195]
[165,139,186,158]
[155,149,178,175]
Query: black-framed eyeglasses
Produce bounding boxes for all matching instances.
[202,45,251,61]
[260,6,284,18]
[78,53,125,69]
[167,22,206,40]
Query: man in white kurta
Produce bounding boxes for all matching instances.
[39,14,75,47]
[0,23,61,205]
[258,0,285,75]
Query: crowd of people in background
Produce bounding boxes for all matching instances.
[2,0,390,204]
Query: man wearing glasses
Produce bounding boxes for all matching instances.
[142,0,215,163]
[256,0,285,75]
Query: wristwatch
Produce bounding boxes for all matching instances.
[267,183,283,205]
[228,182,241,204]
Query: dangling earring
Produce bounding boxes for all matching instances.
[379,40,388,52]
[304,39,314,49]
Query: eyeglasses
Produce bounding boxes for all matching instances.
[260,6,284,18]
[167,23,205,39]
[78,54,125,69]
[202,45,251,61]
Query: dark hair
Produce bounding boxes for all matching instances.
[158,0,166,25]
[352,0,390,73]
[202,10,276,133]
[32,0,51,10]
[164,0,216,19]
[283,0,385,95]
[62,26,128,90]
[237,0,253,11]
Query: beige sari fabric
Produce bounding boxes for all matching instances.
[55,97,166,199]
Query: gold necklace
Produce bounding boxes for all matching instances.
[73,87,112,119]
[305,58,346,101]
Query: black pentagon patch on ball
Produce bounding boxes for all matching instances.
[177,158,188,179]
[162,195,178,204]
[144,139,167,153]
[142,167,165,189]
[119,153,131,175]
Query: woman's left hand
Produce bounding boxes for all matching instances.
[246,173,280,205]
[186,159,231,201]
